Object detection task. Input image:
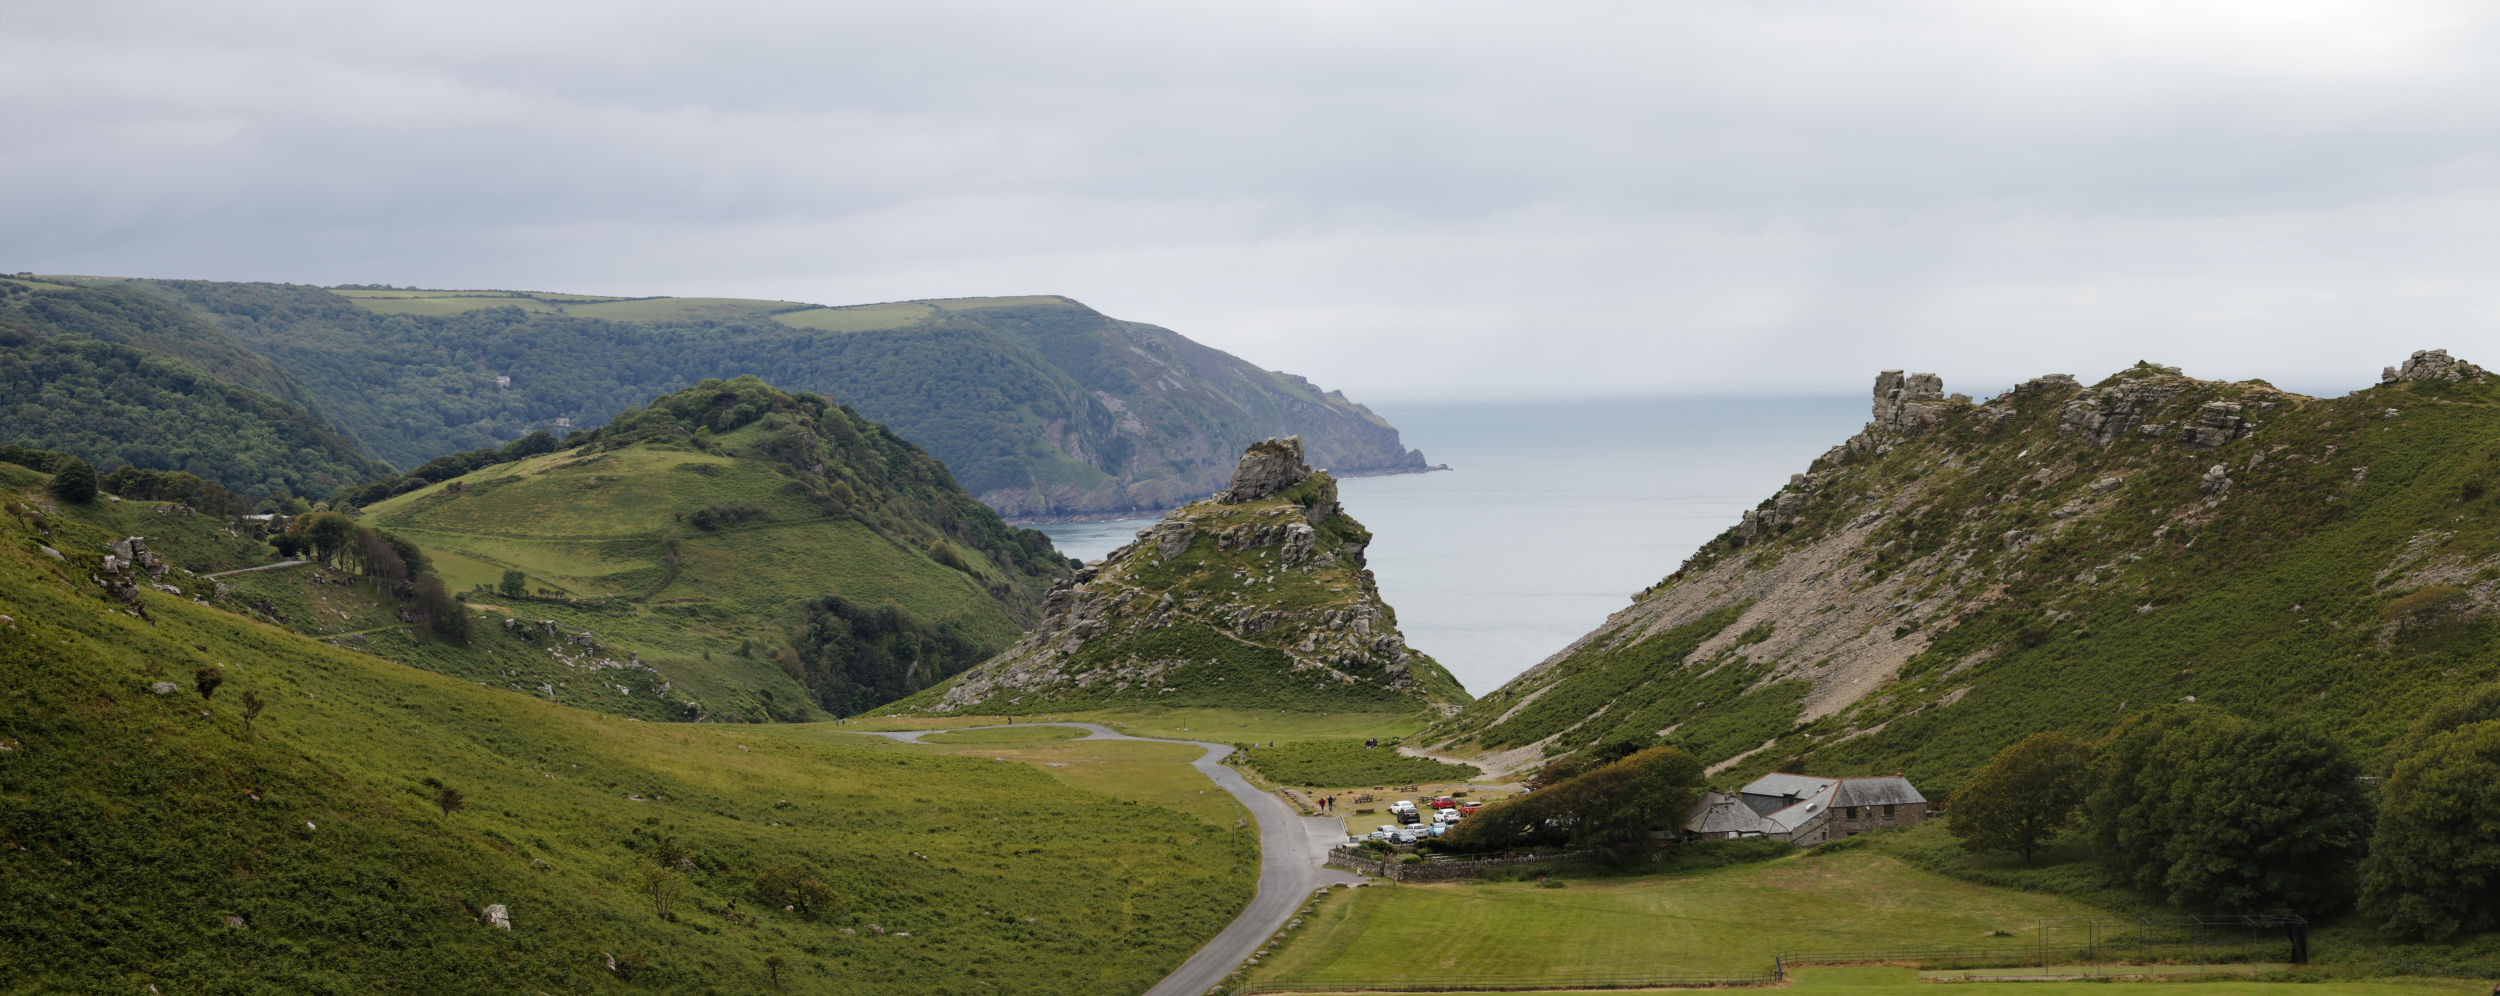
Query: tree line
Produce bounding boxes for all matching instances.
[1948,693,2500,936]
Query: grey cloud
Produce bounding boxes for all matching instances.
[5,1,2498,400]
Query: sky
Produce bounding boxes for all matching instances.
[7,0,2500,403]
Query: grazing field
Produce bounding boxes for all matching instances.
[350,294,564,316]
[560,296,810,322]
[772,301,938,332]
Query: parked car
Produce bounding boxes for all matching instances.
[1425,823,1448,837]
[1391,828,1421,844]
[1371,824,1401,840]
[1428,796,1458,810]
[1434,809,1462,825]
[1457,800,1485,815]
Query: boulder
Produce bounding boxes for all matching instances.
[1154,519,1196,563]
[149,681,178,695]
[2199,464,2231,496]
[482,904,511,930]
[1219,437,1312,503]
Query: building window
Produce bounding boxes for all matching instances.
[1883,804,1896,818]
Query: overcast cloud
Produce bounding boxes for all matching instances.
[6,1,2498,400]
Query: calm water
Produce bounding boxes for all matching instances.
[1033,396,1868,697]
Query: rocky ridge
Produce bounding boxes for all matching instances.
[902,438,1468,715]
[1432,352,2500,785]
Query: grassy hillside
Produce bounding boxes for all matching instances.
[0,479,1253,994]
[1430,356,2500,792]
[117,278,1431,518]
[329,377,1073,720]
[0,279,385,499]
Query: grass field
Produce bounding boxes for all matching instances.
[894,733,1248,831]
[0,487,1256,994]
[846,707,1438,748]
[1247,848,2126,987]
[772,301,938,332]
[1238,739,1480,788]
[920,725,1089,744]
[1264,967,2492,995]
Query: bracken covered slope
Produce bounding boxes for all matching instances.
[894,438,1469,716]
[1430,351,2500,789]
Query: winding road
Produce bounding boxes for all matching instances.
[863,723,1362,996]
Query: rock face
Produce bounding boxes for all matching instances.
[2383,349,2488,384]
[902,442,1468,716]
[1221,437,1314,504]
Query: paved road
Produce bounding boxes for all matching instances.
[864,723,1360,996]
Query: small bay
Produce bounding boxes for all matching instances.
[1034,395,1866,697]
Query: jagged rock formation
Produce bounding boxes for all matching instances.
[1432,351,2500,784]
[2384,348,2488,385]
[898,439,1468,715]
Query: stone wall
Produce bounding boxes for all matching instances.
[1325,846,1590,882]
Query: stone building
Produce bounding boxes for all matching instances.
[1684,772,1930,846]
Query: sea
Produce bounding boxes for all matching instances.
[1032,396,1870,698]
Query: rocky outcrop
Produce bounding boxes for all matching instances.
[906,442,1465,715]
[1221,437,1313,503]
[2383,349,2488,385]
[1871,371,1947,435]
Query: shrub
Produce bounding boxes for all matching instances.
[1948,731,2090,864]
[46,457,96,504]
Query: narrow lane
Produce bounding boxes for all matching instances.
[863,723,1359,996]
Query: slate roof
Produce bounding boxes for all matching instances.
[1740,773,1837,801]
[1831,775,1927,808]
[1684,791,1785,836]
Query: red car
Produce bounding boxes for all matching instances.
[1457,800,1485,815]
[1428,796,1458,810]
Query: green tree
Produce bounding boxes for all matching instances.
[1948,731,2091,864]
[498,569,526,598]
[2087,707,2369,911]
[299,511,356,565]
[1446,746,1704,853]
[435,785,465,816]
[2360,717,2500,938]
[46,456,96,504]
[764,954,787,987]
[240,690,266,737]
